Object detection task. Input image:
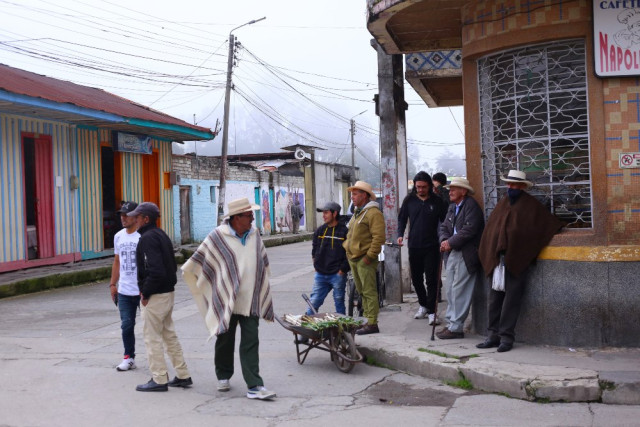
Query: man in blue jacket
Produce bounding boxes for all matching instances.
[128,202,192,392]
[306,201,350,314]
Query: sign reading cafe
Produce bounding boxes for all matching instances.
[594,1,640,77]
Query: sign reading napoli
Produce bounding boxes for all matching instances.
[594,2,640,77]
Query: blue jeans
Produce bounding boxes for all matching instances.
[306,272,347,315]
[118,293,140,358]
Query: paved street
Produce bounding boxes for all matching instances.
[1,241,639,426]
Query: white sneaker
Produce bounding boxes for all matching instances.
[247,386,276,400]
[116,357,136,371]
[414,306,428,319]
[217,379,231,392]
[428,313,441,326]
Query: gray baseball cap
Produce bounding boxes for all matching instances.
[316,202,341,213]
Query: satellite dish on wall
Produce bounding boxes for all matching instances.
[294,148,306,160]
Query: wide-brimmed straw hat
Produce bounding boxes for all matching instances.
[445,177,475,195]
[500,170,533,189]
[225,197,260,218]
[347,180,376,201]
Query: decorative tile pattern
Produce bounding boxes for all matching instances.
[406,50,462,72]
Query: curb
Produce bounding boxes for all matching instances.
[357,335,634,404]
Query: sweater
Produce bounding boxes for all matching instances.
[397,192,446,248]
[312,222,350,274]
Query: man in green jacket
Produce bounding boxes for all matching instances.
[343,181,385,335]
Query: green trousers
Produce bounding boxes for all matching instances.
[349,257,379,325]
[215,314,263,388]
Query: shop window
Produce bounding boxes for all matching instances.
[478,39,592,228]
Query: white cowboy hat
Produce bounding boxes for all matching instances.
[347,180,376,201]
[445,177,475,195]
[500,170,533,189]
[224,197,260,218]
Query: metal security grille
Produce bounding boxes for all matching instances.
[478,40,592,228]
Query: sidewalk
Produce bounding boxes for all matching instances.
[1,233,639,406]
[357,294,640,405]
[0,231,313,299]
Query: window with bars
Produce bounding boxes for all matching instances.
[478,39,592,228]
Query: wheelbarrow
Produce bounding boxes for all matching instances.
[276,294,364,373]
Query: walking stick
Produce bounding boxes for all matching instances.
[430,257,443,341]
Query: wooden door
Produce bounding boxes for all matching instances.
[179,186,192,244]
[34,137,55,258]
[142,150,160,208]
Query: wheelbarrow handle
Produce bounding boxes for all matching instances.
[302,294,317,314]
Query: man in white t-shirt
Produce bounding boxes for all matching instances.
[109,201,141,371]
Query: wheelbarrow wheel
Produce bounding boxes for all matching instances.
[332,330,357,373]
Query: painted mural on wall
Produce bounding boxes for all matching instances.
[261,189,272,234]
[273,186,304,233]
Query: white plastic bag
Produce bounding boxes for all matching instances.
[491,255,505,292]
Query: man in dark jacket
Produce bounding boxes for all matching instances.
[476,170,564,352]
[397,172,446,324]
[306,201,350,314]
[127,202,192,392]
[437,178,484,339]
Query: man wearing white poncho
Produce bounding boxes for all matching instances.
[181,197,276,400]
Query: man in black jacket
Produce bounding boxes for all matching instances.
[397,172,446,324]
[305,201,350,314]
[437,178,484,339]
[127,202,192,392]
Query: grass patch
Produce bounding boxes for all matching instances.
[363,355,395,370]
[418,348,453,358]
[444,377,473,390]
[599,380,616,391]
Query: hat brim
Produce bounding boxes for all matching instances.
[445,183,475,195]
[500,177,533,189]
[347,185,376,201]
[224,204,260,219]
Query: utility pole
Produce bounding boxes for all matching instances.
[217,17,266,225]
[349,110,366,185]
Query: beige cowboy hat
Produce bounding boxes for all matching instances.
[224,197,260,218]
[347,180,376,201]
[445,177,475,195]
[500,170,533,189]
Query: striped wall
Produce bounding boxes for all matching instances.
[155,138,174,239]
[0,113,76,263]
[77,126,103,253]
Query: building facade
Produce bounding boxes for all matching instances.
[368,0,640,347]
[0,64,214,273]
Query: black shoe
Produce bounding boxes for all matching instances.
[497,342,513,353]
[476,338,500,349]
[136,379,168,392]
[355,324,379,335]
[168,376,193,388]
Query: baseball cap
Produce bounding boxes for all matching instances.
[126,202,161,218]
[316,201,341,213]
[116,201,138,214]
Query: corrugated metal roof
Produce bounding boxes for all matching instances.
[0,63,215,141]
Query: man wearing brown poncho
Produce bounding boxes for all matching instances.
[476,170,564,353]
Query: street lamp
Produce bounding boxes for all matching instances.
[350,110,367,185]
[217,16,267,225]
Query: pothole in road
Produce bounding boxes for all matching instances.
[357,378,481,407]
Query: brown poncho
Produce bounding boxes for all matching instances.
[478,192,564,278]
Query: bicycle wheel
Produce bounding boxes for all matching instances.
[332,329,357,373]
